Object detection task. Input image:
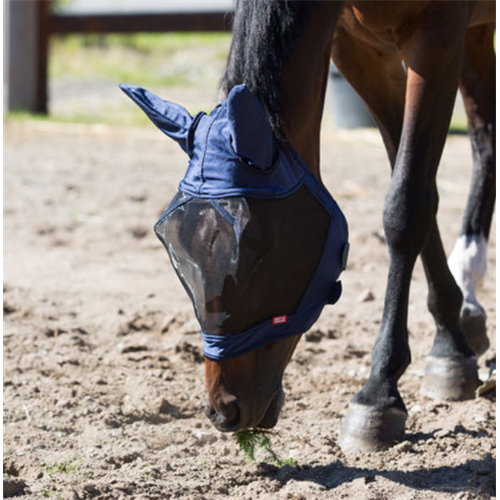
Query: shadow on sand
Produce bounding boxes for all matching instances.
[258,427,495,497]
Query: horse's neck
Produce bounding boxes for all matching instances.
[224,1,343,178]
[281,3,341,177]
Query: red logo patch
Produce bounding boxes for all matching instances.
[272,315,288,325]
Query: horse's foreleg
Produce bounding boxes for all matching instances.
[448,23,495,356]
[340,4,478,452]
[332,29,410,453]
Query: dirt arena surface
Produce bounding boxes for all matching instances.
[4,121,495,499]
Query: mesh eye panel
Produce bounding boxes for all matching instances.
[156,194,251,332]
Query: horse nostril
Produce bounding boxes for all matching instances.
[206,401,240,430]
[205,404,217,419]
[220,401,239,427]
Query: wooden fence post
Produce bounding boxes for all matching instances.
[6,0,50,113]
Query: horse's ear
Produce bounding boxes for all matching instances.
[119,84,193,153]
[227,84,276,169]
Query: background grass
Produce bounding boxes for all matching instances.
[50,32,231,88]
[5,32,468,133]
[5,32,231,126]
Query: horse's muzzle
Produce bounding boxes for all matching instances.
[205,399,241,432]
[205,388,285,432]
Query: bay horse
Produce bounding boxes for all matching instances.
[127,0,495,452]
[215,0,495,451]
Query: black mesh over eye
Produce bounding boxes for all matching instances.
[155,194,251,332]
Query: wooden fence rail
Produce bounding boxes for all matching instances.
[50,12,233,34]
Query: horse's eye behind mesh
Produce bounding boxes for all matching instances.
[155,193,252,332]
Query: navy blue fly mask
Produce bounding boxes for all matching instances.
[120,83,349,360]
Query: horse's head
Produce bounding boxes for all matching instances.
[120,83,348,432]
[160,186,331,430]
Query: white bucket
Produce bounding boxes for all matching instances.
[326,63,375,129]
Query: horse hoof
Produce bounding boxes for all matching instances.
[339,403,407,453]
[460,303,489,356]
[421,356,480,401]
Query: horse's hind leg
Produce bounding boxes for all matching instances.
[447,23,495,356]
[419,219,480,401]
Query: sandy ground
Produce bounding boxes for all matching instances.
[3,121,495,499]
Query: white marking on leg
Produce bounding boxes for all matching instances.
[448,234,487,313]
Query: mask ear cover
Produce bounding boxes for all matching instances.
[119,84,193,154]
[227,84,276,170]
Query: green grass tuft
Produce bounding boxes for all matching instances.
[44,457,79,476]
[234,429,296,467]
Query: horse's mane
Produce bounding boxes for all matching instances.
[222,0,313,142]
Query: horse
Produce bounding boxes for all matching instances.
[124,0,495,452]
[330,1,495,451]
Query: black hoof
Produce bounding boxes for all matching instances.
[339,403,407,453]
[460,302,489,356]
[421,355,480,401]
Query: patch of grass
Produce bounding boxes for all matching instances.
[4,109,152,127]
[51,0,71,13]
[4,111,52,122]
[40,458,80,500]
[50,32,231,88]
[45,458,79,476]
[448,119,468,135]
[235,430,296,468]
[27,31,232,125]
[42,489,62,499]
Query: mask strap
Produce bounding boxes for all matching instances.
[328,281,343,305]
